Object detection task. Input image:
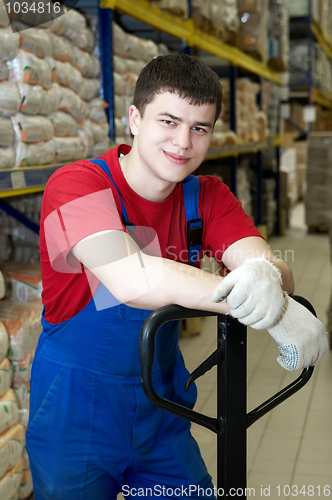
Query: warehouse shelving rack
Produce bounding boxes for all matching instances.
[0,0,285,237]
[288,5,332,134]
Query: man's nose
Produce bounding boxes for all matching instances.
[172,126,192,149]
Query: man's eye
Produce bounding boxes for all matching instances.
[163,120,175,125]
[193,127,207,133]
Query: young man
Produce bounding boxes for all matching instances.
[26,54,328,500]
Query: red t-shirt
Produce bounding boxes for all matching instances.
[40,144,262,324]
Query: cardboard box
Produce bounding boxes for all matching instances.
[283,103,306,133]
[305,132,332,227]
[297,164,307,200]
[279,171,289,209]
[294,140,307,165]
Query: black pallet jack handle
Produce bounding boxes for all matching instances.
[139,296,315,499]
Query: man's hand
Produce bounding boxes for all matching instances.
[211,256,285,330]
[268,295,329,371]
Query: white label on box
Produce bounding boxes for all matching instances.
[10,171,26,190]
[280,85,290,101]
[280,72,290,85]
[281,103,291,119]
[303,106,316,123]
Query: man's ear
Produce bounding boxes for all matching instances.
[129,105,141,136]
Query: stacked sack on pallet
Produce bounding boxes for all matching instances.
[261,80,280,140]
[209,115,240,151]
[236,0,269,64]
[268,0,288,72]
[0,1,109,169]
[220,78,268,144]
[150,0,288,71]
[0,5,18,169]
[0,262,43,499]
[149,0,188,19]
[150,0,240,43]
[112,22,169,145]
[152,0,240,40]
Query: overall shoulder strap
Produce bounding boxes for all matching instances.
[90,158,132,228]
[182,174,203,267]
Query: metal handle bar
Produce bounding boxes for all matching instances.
[139,306,220,434]
[139,296,315,433]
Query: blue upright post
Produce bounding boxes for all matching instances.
[183,0,193,55]
[230,65,237,196]
[98,6,115,142]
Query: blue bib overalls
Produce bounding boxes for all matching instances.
[26,160,215,500]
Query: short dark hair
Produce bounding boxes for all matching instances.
[133,54,223,124]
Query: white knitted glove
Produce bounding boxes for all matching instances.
[212,256,285,330]
[268,294,329,371]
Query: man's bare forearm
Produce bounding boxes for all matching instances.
[72,230,229,314]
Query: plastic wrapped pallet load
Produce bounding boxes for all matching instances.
[2,262,42,303]
[0,389,19,435]
[112,22,127,56]
[268,0,289,71]
[55,86,88,123]
[0,62,9,82]
[17,84,57,116]
[0,29,19,63]
[0,1,9,27]
[46,57,79,90]
[0,424,25,481]
[91,122,110,144]
[78,78,101,102]
[11,351,34,387]
[0,82,20,119]
[53,137,85,162]
[57,8,95,53]
[115,118,125,139]
[14,139,55,168]
[88,98,108,125]
[92,138,112,156]
[11,22,54,59]
[12,113,54,143]
[218,0,239,34]
[236,0,269,64]
[0,357,13,396]
[0,301,43,362]
[50,110,78,137]
[51,32,77,65]
[0,323,9,362]
[0,147,15,169]
[57,7,87,37]
[19,466,33,499]
[77,119,94,158]
[74,48,101,79]
[151,0,187,17]
[0,456,23,500]
[0,118,14,148]
[8,49,52,89]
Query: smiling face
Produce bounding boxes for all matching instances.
[128,91,216,186]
